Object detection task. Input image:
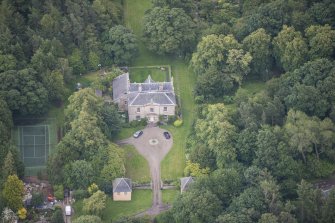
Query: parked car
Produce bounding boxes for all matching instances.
[163,131,171,139]
[65,205,71,216]
[133,130,143,138]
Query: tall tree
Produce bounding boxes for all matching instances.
[296,180,323,223]
[0,68,49,115]
[191,34,241,74]
[305,24,335,60]
[272,26,302,70]
[172,189,222,223]
[102,25,137,65]
[143,7,196,55]
[243,28,273,79]
[64,160,95,190]
[195,104,237,168]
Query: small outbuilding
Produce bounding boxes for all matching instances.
[180,176,194,193]
[112,178,132,201]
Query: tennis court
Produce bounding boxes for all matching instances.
[12,118,58,176]
[16,125,50,172]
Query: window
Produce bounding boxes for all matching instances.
[117,192,120,195]
[137,107,140,112]
[150,108,154,112]
[163,107,167,112]
[125,101,127,105]
[124,192,127,195]
[136,115,141,120]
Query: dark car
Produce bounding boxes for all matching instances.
[163,131,171,139]
[133,130,143,138]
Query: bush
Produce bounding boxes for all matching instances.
[83,190,107,217]
[72,215,102,223]
[167,115,177,124]
[51,208,64,223]
[129,118,147,127]
[173,119,183,127]
[87,183,99,195]
[31,192,44,207]
[72,189,89,200]
[53,185,64,200]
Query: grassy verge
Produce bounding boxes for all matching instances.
[123,145,150,183]
[162,189,179,204]
[114,125,145,141]
[72,190,152,222]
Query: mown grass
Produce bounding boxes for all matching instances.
[72,190,152,222]
[124,0,196,180]
[162,189,179,204]
[123,145,151,183]
[129,67,169,82]
[114,125,145,141]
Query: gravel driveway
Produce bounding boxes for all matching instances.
[118,126,173,215]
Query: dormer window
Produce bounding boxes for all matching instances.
[150,108,154,112]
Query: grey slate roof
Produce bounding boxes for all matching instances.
[113,178,132,193]
[129,92,176,106]
[129,82,173,92]
[180,177,194,192]
[112,74,176,106]
[112,73,129,101]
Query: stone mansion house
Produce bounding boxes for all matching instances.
[112,73,176,123]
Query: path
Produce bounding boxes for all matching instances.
[118,126,173,215]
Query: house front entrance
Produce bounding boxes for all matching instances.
[147,114,158,123]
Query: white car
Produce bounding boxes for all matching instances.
[133,130,143,138]
[65,205,71,216]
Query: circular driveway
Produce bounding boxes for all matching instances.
[118,126,173,211]
[123,127,173,163]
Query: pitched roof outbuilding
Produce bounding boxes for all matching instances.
[113,178,132,193]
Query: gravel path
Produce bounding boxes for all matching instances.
[118,126,173,216]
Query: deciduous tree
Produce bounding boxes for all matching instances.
[143,7,196,55]
[103,25,137,65]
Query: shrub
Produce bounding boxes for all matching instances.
[53,185,64,200]
[72,189,89,200]
[17,207,27,220]
[31,192,44,207]
[167,115,177,124]
[129,118,147,127]
[83,190,107,217]
[173,119,183,127]
[72,215,102,223]
[87,183,99,195]
[51,208,64,223]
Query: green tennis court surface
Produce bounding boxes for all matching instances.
[12,118,58,176]
[18,125,50,167]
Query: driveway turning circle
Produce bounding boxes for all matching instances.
[117,126,173,215]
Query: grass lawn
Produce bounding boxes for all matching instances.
[124,0,197,180]
[123,145,151,183]
[129,66,169,83]
[162,189,179,204]
[73,190,152,222]
[114,125,145,140]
